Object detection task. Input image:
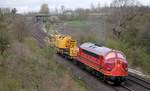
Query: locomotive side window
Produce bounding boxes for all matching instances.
[82,49,99,59]
[105,52,116,60]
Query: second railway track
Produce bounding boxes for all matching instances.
[126,74,150,91]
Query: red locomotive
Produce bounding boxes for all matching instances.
[52,34,128,84]
[75,43,128,84]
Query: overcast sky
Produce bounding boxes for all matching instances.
[0,0,150,13]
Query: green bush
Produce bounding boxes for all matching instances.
[127,47,150,74]
[0,12,11,56]
[65,20,91,30]
[0,30,10,56]
[42,46,55,59]
[80,35,98,44]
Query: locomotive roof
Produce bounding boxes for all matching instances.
[80,42,112,56]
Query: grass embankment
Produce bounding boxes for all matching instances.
[0,37,92,91]
[64,20,92,30]
[63,20,101,43]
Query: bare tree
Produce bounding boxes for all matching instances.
[97,2,101,12]
[12,15,29,42]
[90,3,95,12]
[110,0,140,38]
[40,4,50,14]
[61,5,65,14]
[74,8,89,20]
[11,8,17,15]
[55,8,59,15]
[111,0,140,7]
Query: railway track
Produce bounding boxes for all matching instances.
[126,74,150,91]
[31,24,47,48]
[120,85,135,91]
[129,73,150,86]
[31,25,150,91]
[55,54,150,91]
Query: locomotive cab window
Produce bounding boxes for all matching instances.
[105,52,116,60]
[117,53,126,60]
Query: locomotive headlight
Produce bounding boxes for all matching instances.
[117,63,121,67]
[123,63,128,71]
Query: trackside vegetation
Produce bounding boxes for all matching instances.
[0,11,93,91]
